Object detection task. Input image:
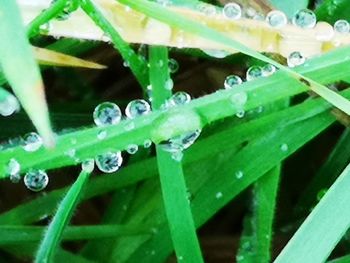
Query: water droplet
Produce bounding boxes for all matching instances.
[165,79,174,90]
[168,58,179,73]
[262,64,276,77]
[65,148,76,158]
[266,10,287,28]
[95,151,123,173]
[171,150,183,162]
[236,110,245,118]
[317,188,327,201]
[287,51,306,67]
[223,3,242,20]
[230,92,248,107]
[178,256,184,261]
[158,59,164,68]
[126,144,139,154]
[224,75,242,89]
[82,159,94,173]
[334,19,350,33]
[39,22,51,35]
[280,143,288,152]
[246,66,263,81]
[123,61,130,67]
[22,132,42,152]
[10,173,21,183]
[315,22,334,41]
[143,139,152,148]
[198,3,217,16]
[202,49,231,58]
[235,170,244,179]
[292,9,316,29]
[0,93,20,116]
[93,102,122,126]
[97,130,107,140]
[216,192,223,199]
[7,158,20,182]
[125,99,151,119]
[24,169,49,192]
[51,0,74,21]
[169,91,191,106]
[160,130,201,153]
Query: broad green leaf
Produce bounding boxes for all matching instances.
[0,0,54,146]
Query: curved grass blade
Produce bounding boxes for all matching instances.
[328,254,350,263]
[34,47,106,69]
[0,0,54,146]
[118,0,350,116]
[150,46,204,262]
[274,163,350,263]
[35,169,91,263]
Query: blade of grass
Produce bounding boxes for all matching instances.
[0,0,54,146]
[118,0,350,116]
[35,169,91,263]
[81,0,149,90]
[236,215,255,263]
[274,163,350,263]
[328,254,350,263]
[150,46,204,262]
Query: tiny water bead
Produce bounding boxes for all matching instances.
[22,132,43,152]
[169,91,191,106]
[266,10,287,28]
[160,130,201,153]
[215,192,223,199]
[95,151,123,173]
[7,158,20,183]
[82,159,95,173]
[202,49,231,59]
[223,3,242,20]
[171,150,183,162]
[236,110,245,118]
[262,64,276,77]
[230,92,248,107]
[39,22,51,35]
[126,144,139,155]
[165,78,174,90]
[280,143,289,152]
[125,99,151,119]
[143,139,152,148]
[24,170,49,192]
[0,93,20,117]
[246,66,263,81]
[168,58,179,73]
[93,102,122,126]
[287,51,306,67]
[97,130,107,140]
[235,170,244,179]
[224,75,242,89]
[334,20,350,33]
[292,9,317,29]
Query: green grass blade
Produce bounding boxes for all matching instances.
[150,46,204,262]
[118,0,350,115]
[274,163,350,263]
[328,254,350,263]
[81,0,149,90]
[252,166,281,263]
[35,170,91,263]
[0,0,54,146]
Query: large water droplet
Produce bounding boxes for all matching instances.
[334,19,350,33]
[24,169,49,192]
[39,22,51,35]
[22,132,43,152]
[230,92,248,107]
[126,144,139,155]
[82,159,95,173]
[125,99,151,119]
[169,91,191,106]
[93,102,122,126]
[224,75,242,89]
[266,10,287,28]
[292,9,317,29]
[95,151,123,173]
[160,130,201,153]
[246,66,263,81]
[287,51,305,67]
[223,3,242,20]
[0,93,20,116]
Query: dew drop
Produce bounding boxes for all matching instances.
[236,110,245,118]
[7,158,20,183]
[198,3,217,16]
[165,78,174,90]
[230,92,248,107]
[202,49,231,58]
[93,102,122,126]
[266,10,287,28]
[160,130,201,153]
[235,170,244,179]
[287,51,306,67]
[0,93,20,116]
[24,169,49,192]
[22,132,42,152]
[168,58,179,73]
[215,192,223,199]
[82,159,95,173]
[97,130,107,140]
[95,151,123,173]
[334,19,350,33]
[169,91,191,106]
[126,144,139,155]
[262,64,276,77]
[223,3,242,20]
[292,9,317,29]
[125,99,151,119]
[171,150,183,162]
[39,22,51,35]
[280,143,289,152]
[143,139,152,148]
[246,66,263,81]
[224,75,242,89]
[10,173,21,183]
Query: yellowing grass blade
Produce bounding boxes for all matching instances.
[0,0,54,147]
[33,47,107,69]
